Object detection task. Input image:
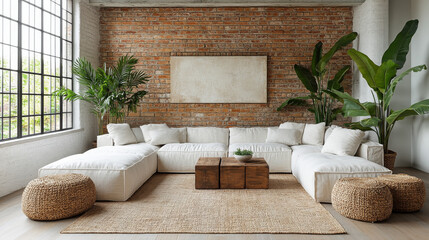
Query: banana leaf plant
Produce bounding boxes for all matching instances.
[332,20,428,153]
[277,32,357,126]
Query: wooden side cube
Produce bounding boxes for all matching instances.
[220,158,245,189]
[195,157,220,189]
[245,158,269,189]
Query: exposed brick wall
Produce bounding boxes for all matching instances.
[99,7,353,127]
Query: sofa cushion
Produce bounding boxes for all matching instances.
[107,123,137,146]
[88,142,159,156]
[324,125,339,143]
[157,143,228,172]
[228,143,292,173]
[229,127,270,144]
[322,127,365,156]
[291,145,391,202]
[279,122,305,143]
[39,143,158,201]
[149,128,181,146]
[140,124,169,143]
[173,127,187,143]
[266,128,301,146]
[131,127,145,143]
[302,122,325,145]
[186,127,229,145]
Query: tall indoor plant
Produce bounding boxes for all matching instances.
[55,55,150,135]
[332,20,429,170]
[277,32,357,126]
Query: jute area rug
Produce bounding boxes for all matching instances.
[62,174,345,234]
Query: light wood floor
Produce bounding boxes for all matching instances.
[1,167,428,240]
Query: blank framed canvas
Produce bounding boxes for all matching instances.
[170,56,267,103]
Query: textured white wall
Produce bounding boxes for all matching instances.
[410,0,429,172]
[0,0,100,197]
[352,0,389,103]
[387,0,412,167]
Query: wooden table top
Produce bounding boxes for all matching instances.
[220,157,268,167]
[196,157,221,166]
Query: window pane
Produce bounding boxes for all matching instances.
[22,117,29,136]
[1,0,72,141]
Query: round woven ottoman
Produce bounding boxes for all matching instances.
[22,173,96,221]
[332,178,393,222]
[377,174,425,212]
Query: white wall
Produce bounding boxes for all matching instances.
[387,0,412,167]
[352,0,389,103]
[0,0,100,197]
[410,0,429,172]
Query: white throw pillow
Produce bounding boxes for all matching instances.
[321,127,365,156]
[279,122,305,144]
[131,127,145,143]
[302,122,326,145]
[140,124,169,143]
[107,123,137,146]
[266,128,301,146]
[149,128,181,146]
[324,125,339,143]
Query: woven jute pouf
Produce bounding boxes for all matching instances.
[22,173,96,221]
[377,174,426,212]
[332,178,393,222]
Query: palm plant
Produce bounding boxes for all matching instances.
[332,20,429,154]
[55,58,110,135]
[55,55,150,135]
[105,56,150,123]
[277,32,357,126]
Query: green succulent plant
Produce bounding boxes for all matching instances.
[234,148,254,156]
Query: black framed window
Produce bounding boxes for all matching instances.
[0,0,73,141]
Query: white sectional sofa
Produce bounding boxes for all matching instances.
[39,124,391,202]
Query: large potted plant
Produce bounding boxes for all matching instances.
[277,32,357,126]
[55,55,150,135]
[332,20,429,170]
[104,55,150,123]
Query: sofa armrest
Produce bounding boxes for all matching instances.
[97,134,114,147]
[356,141,384,166]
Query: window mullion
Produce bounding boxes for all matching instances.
[59,0,63,130]
[40,0,45,134]
[17,0,23,138]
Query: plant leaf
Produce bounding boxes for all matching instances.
[294,64,318,93]
[327,65,350,90]
[345,122,374,131]
[383,64,427,110]
[382,19,419,69]
[387,99,429,124]
[311,41,323,76]
[360,117,381,127]
[316,32,357,73]
[347,48,380,89]
[277,96,312,111]
[331,90,372,117]
[374,60,397,93]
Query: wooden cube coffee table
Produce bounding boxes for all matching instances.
[195,157,220,189]
[220,157,246,189]
[220,157,269,189]
[195,157,269,189]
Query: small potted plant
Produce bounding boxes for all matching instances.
[233,148,254,162]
